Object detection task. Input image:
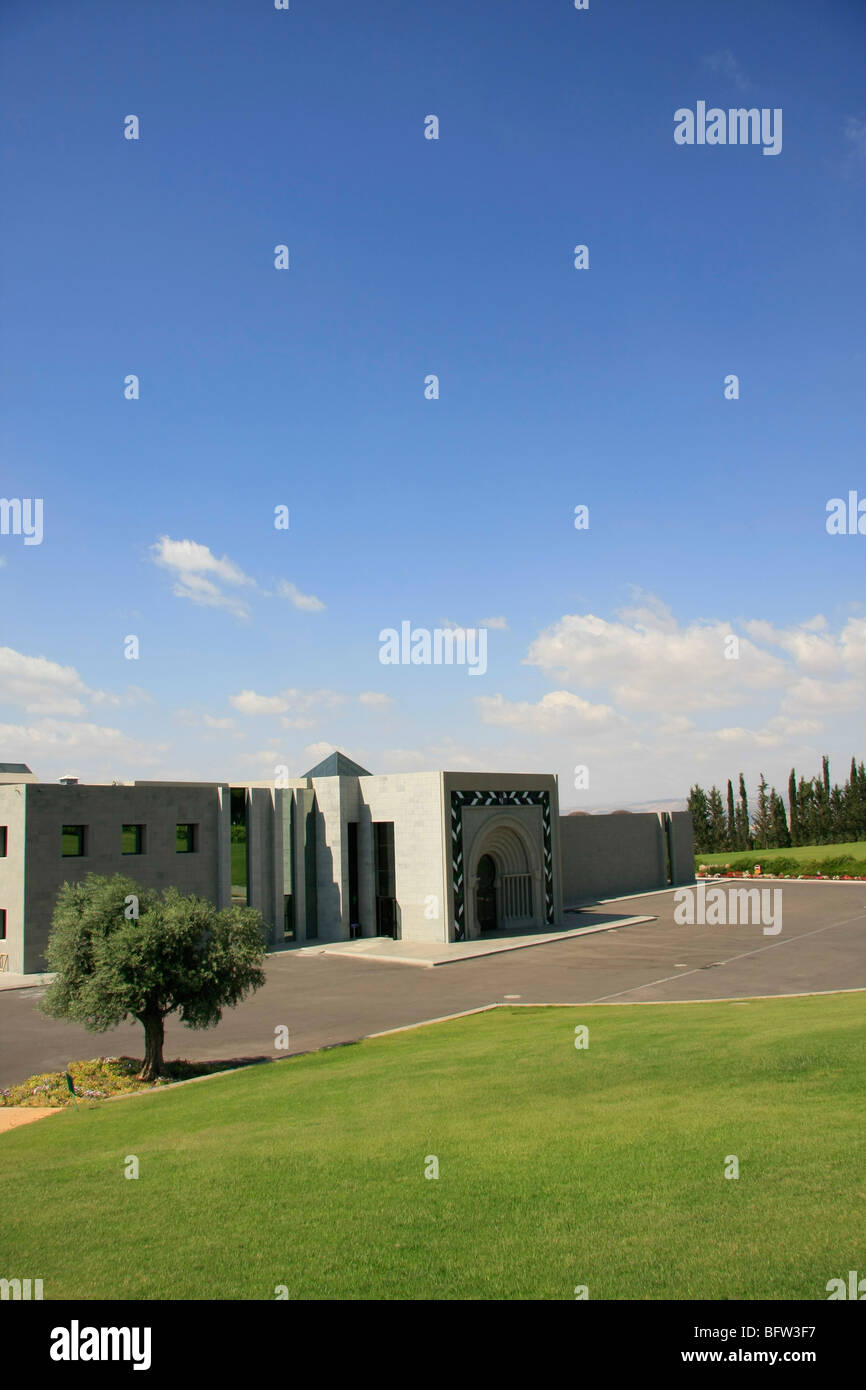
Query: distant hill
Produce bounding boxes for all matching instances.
[562,797,688,817]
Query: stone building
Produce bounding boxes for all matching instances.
[0,754,694,974]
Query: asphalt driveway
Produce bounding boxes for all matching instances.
[2,882,865,1089]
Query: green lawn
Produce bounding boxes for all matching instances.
[697,841,866,870]
[230,840,246,887]
[2,997,864,1300]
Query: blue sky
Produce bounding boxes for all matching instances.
[2,0,865,808]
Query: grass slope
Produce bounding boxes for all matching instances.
[698,841,866,869]
[1,997,864,1301]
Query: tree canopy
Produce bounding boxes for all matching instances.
[688,754,866,855]
[40,874,268,1080]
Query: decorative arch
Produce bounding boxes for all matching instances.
[466,813,536,882]
[464,812,543,938]
[450,788,554,939]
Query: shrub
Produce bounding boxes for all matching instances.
[0,1056,260,1107]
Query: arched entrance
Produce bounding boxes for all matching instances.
[476,853,498,932]
[467,817,540,939]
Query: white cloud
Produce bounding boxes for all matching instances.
[479,616,508,630]
[780,677,862,715]
[502,598,866,803]
[90,686,152,709]
[0,647,91,717]
[0,718,169,769]
[522,601,866,749]
[839,617,866,670]
[617,591,679,632]
[302,741,338,764]
[703,49,751,92]
[230,687,346,718]
[249,748,288,767]
[743,615,866,677]
[740,618,840,675]
[525,601,788,712]
[230,687,389,720]
[151,537,327,619]
[174,708,242,737]
[380,737,494,772]
[380,747,427,768]
[712,715,823,748]
[230,690,291,716]
[275,580,325,612]
[478,690,623,734]
[230,687,393,732]
[152,536,251,587]
[151,536,254,618]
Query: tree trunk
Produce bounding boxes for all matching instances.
[139,1013,165,1081]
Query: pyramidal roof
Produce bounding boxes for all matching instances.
[303,751,372,779]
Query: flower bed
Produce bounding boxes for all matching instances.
[697,867,866,881]
[0,1056,255,1107]
[696,854,866,881]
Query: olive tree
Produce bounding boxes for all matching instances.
[40,874,267,1081]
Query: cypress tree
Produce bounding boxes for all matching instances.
[830,784,846,842]
[737,773,751,850]
[815,754,832,843]
[753,774,773,849]
[771,791,791,848]
[855,761,866,839]
[708,786,727,851]
[727,780,737,852]
[788,768,799,847]
[705,754,864,852]
[846,757,859,841]
[797,776,815,845]
[687,785,711,855]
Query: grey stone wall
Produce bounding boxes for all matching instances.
[21,782,228,972]
[0,785,27,973]
[668,810,696,885]
[357,773,447,942]
[559,811,669,906]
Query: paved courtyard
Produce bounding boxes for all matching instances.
[2,882,865,1089]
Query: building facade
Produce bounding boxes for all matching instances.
[0,754,694,974]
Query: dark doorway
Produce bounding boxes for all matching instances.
[477,854,498,932]
[229,787,249,905]
[373,821,398,938]
[348,821,360,935]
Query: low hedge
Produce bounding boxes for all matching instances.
[697,855,866,878]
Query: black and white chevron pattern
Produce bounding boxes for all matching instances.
[450,789,553,940]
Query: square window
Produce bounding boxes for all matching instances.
[122,824,145,855]
[0,826,6,857]
[62,825,86,857]
[176,823,198,853]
